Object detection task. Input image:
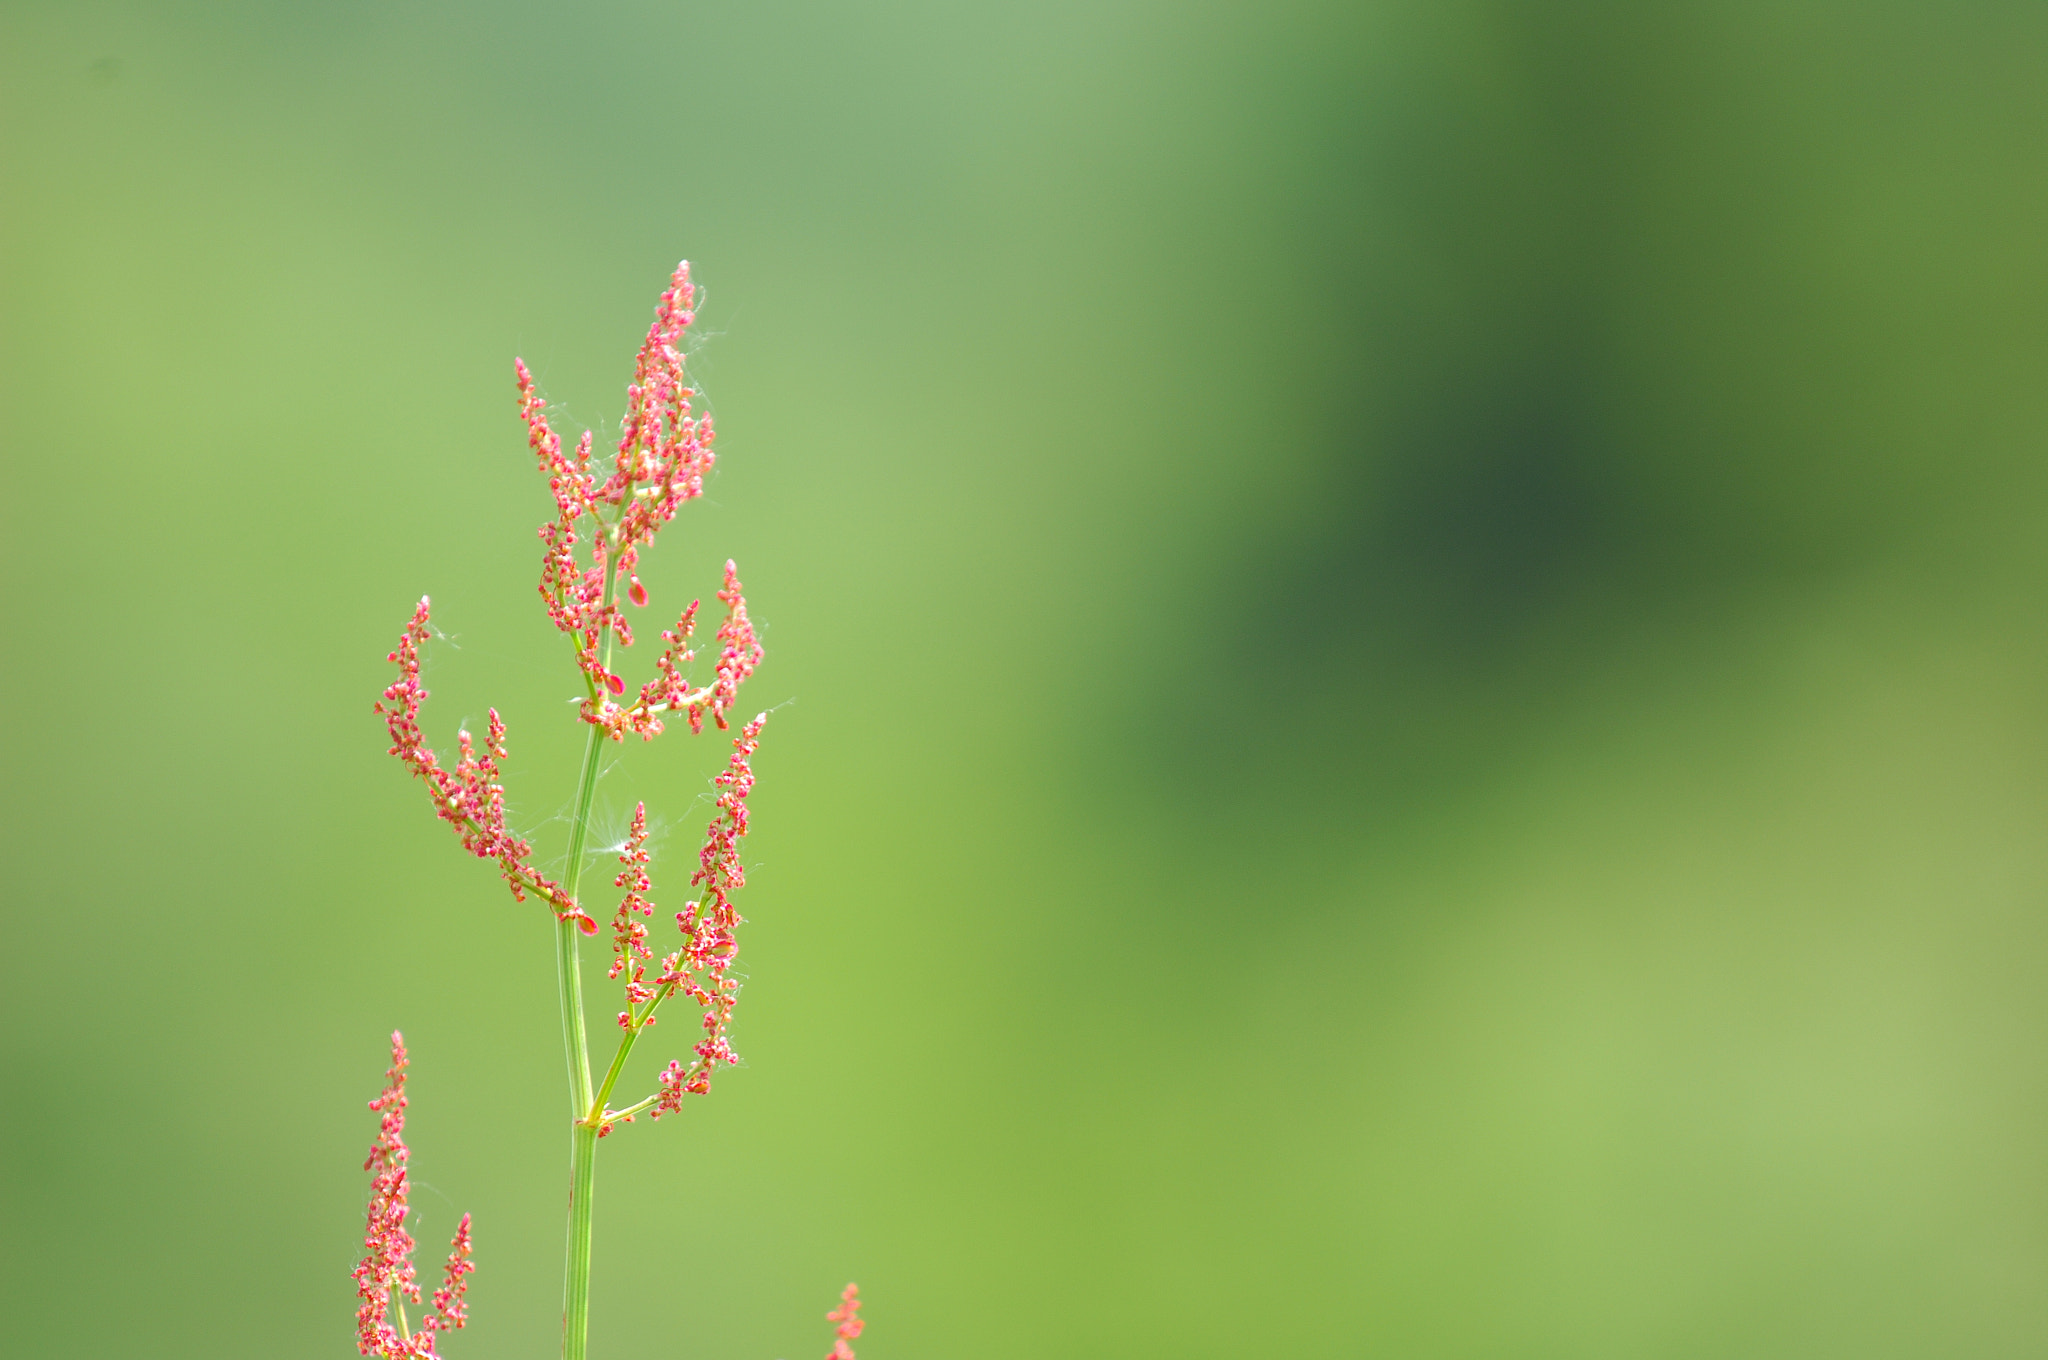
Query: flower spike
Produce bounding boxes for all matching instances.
[427,1215,474,1338]
[609,802,657,1027]
[709,561,763,729]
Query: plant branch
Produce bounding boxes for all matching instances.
[588,979,683,1123]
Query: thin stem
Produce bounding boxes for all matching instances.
[556,721,605,1116]
[556,720,605,1360]
[590,979,681,1119]
[589,1015,644,1120]
[604,1092,661,1123]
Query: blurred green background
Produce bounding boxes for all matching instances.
[7,1,2048,1355]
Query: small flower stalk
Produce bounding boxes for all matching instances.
[826,1284,863,1360]
[354,1033,475,1359]
[356,262,837,1360]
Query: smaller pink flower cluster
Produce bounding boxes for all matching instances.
[607,803,656,1013]
[650,712,767,1115]
[375,600,566,915]
[612,559,763,740]
[826,1284,863,1360]
[591,713,768,1136]
[353,1033,475,1359]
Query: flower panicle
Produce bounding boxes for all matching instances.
[352,1033,475,1360]
[826,1284,863,1360]
[513,263,761,742]
[374,598,567,918]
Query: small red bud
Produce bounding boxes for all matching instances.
[628,577,648,608]
[605,672,625,696]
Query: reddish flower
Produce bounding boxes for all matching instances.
[826,1284,863,1360]
[352,1034,474,1360]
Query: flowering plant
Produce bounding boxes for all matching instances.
[352,262,859,1360]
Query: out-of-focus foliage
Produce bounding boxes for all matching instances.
[5,2,2048,1356]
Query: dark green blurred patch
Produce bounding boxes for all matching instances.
[6,2,2048,1358]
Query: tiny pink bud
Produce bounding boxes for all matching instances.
[578,913,600,936]
[628,577,648,608]
[605,672,625,696]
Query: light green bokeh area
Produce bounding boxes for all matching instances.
[6,2,2048,1355]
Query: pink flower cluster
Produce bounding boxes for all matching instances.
[352,1033,475,1359]
[375,599,566,915]
[594,713,768,1136]
[514,261,762,742]
[649,712,767,1116]
[616,558,763,740]
[826,1284,863,1360]
[379,261,765,939]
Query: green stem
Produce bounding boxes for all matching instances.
[557,721,605,1115]
[604,1091,661,1123]
[560,532,633,1359]
[589,1012,646,1120]
[564,1120,600,1360]
[558,714,607,1359]
[556,505,637,1360]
